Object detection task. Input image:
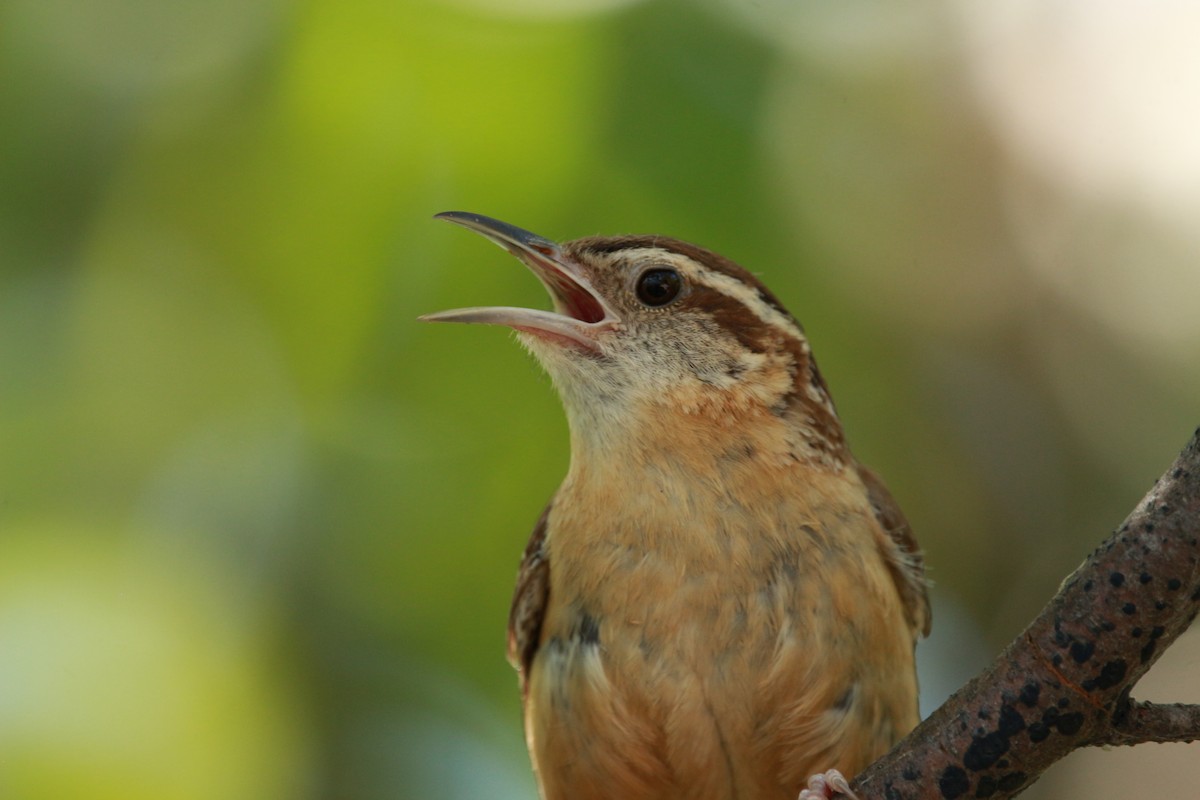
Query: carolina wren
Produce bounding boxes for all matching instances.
[422,212,930,800]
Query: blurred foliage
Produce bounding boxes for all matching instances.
[1,0,1198,798]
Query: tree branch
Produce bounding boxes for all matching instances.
[850,428,1200,800]
[1100,700,1200,746]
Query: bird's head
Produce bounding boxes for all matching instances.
[422,212,845,465]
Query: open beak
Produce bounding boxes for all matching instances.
[419,211,619,353]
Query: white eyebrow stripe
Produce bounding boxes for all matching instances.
[617,247,807,344]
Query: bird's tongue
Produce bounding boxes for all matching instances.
[540,266,606,324]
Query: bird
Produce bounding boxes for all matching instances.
[421,211,930,800]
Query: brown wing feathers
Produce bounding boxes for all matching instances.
[856,464,931,638]
[507,503,552,696]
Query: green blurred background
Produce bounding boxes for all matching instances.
[2,0,1199,797]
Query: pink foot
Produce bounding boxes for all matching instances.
[798,769,859,800]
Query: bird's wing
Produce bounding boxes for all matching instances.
[507,503,552,698]
[856,463,932,638]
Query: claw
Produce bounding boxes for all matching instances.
[798,769,859,800]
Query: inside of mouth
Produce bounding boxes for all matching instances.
[544,272,606,323]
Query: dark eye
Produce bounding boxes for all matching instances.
[635,268,682,307]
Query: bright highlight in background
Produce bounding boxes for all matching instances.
[0,527,310,800]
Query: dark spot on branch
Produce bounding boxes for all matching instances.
[974,775,997,798]
[964,732,1009,771]
[1155,600,1167,611]
[939,765,970,799]
[1139,572,1153,584]
[1093,659,1127,690]
[1019,682,1040,707]
[1168,578,1182,591]
[902,766,920,781]
[1100,620,1116,632]
[998,704,1026,736]
[1131,627,1142,638]
[1110,571,1126,587]
[1027,722,1050,743]
[1140,640,1157,663]
[1111,698,1130,726]
[1083,579,1094,591]
[1070,640,1095,664]
[1122,602,1137,615]
[1144,522,1156,532]
[1056,712,1084,736]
